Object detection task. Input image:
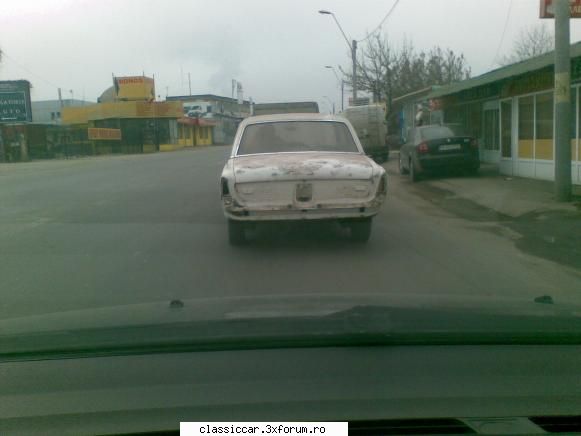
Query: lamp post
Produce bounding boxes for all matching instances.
[325,65,345,111]
[319,10,357,105]
[322,96,335,114]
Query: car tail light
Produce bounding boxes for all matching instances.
[417,142,429,153]
[221,177,230,196]
[470,139,479,149]
[376,174,387,196]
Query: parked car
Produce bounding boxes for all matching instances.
[220,114,387,244]
[341,104,389,163]
[398,124,480,182]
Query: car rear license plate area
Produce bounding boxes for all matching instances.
[295,183,313,202]
[439,144,462,151]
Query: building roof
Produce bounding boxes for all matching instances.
[32,99,94,106]
[392,86,440,105]
[427,41,581,100]
[166,94,251,105]
[253,101,318,108]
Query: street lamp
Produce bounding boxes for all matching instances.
[325,65,345,111]
[322,95,335,114]
[318,9,357,104]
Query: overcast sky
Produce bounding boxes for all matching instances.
[2,0,581,113]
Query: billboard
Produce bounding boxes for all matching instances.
[540,0,581,18]
[0,80,32,123]
[113,76,155,101]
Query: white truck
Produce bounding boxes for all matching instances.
[341,104,389,163]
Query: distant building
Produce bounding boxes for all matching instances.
[167,94,251,144]
[253,101,319,116]
[32,99,93,125]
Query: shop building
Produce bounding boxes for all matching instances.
[166,94,251,145]
[62,76,183,154]
[396,43,581,185]
[31,99,93,125]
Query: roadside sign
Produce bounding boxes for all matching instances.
[88,128,122,140]
[0,81,32,123]
[540,0,581,18]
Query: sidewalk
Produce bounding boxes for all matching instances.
[414,163,581,271]
[425,164,581,218]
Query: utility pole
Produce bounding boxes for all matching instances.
[554,0,572,201]
[341,80,345,111]
[352,39,358,103]
[188,73,192,96]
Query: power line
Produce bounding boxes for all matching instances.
[490,0,513,68]
[1,50,62,90]
[357,0,401,43]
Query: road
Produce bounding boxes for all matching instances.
[1,147,580,319]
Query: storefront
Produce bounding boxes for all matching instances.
[177,117,216,147]
[425,42,581,185]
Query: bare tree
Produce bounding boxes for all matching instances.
[501,23,553,65]
[340,34,470,110]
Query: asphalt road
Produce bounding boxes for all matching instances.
[1,147,580,319]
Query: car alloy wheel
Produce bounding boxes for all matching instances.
[399,155,409,174]
[228,219,247,245]
[350,218,372,243]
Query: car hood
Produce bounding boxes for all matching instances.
[1,292,579,336]
[232,153,375,183]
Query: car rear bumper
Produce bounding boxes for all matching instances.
[417,154,479,172]
[223,200,383,221]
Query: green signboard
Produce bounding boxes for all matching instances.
[0,81,32,123]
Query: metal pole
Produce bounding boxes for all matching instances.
[341,80,344,111]
[352,39,358,104]
[188,73,192,96]
[554,0,572,201]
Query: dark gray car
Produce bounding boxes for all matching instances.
[398,125,480,182]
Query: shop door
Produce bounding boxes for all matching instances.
[482,101,501,163]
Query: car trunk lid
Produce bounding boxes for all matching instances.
[232,153,376,208]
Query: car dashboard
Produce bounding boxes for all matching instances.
[0,344,580,435]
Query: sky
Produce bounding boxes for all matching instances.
[2,0,581,113]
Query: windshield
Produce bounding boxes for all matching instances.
[1,0,581,361]
[237,121,358,155]
[420,126,456,140]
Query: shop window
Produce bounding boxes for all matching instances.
[571,88,581,160]
[483,109,499,151]
[535,92,553,160]
[518,96,534,159]
[501,100,512,158]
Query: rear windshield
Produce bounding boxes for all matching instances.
[443,124,467,136]
[420,126,455,140]
[237,121,359,155]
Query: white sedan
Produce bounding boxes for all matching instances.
[220,113,387,244]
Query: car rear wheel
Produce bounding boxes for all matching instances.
[399,154,409,174]
[466,166,479,176]
[228,219,246,245]
[410,159,420,182]
[350,218,372,243]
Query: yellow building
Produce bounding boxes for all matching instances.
[177,117,216,147]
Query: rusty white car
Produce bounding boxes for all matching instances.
[220,114,387,244]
